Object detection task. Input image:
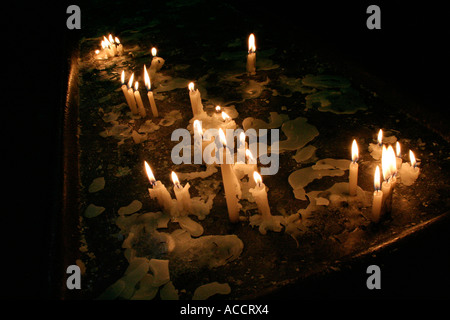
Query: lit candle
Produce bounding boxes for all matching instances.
[381,145,396,213]
[188,82,204,117]
[144,65,158,117]
[127,73,138,115]
[396,141,402,169]
[120,71,135,112]
[372,166,383,223]
[133,81,146,118]
[349,139,359,196]
[171,171,192,214]
[145,161,173,213]
[115,37,123,55]
[246,33,256,75]
[369,129,383,160]
[218,128,242,223]
[249,171,272,220]
[150,47,165,72]
[399,150,420,186]
[108,34,117,56]
[221,111,231,123]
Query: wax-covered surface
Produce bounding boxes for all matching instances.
[68,0,450,300]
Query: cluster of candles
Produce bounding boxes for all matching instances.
[95,34,124,59]
[348,129,420,223]
[120,48,162,118]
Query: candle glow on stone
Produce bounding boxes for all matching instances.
[348,139,359,196]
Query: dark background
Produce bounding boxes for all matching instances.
[2,0,449,306]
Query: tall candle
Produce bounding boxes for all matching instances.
[372,166,383,223]
[133,82,146,118]
[121,71,135,112]
[108,34,117,56]
[218,129,241,223]
[349,139,359,196]
[250,171,272,220]
[188,82,204,117]
[193,120,203,164]
[171,171,192,214]
[127,73,138,115]
[145,161,173,213]
[381,145,396,213]
[144,65,159,117]
[246,33,256,75]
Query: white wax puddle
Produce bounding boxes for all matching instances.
[193,282,231,300]
[242,112,289,131]
[293,145,317,163]
[288,158,350,200]
[277,117,319,152]
[249,214,286,235]
[88,177,105,193]
[84,204,105,218]
[118,200,143,215]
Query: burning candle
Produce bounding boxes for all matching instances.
[150,47,165,72]
[121,71,135,112]
[246,33,256,75]
[171,171,192,214]
[108,34,117,56]
[133,81,146,118]
[193,120,203,164]
[369,129,383,160]
[249,171,272,220]
[145,161,173,213]
[349,139,359,196]
[188,82,204,117]
[372,166,383,223]
[396,141,402,169]
[127,73,138,115]
[381,145,396,213]
[221,111,231,123]
[144,65,158,117]
[218,128,242,223]
[399,150,420,186]
[115,37,123,55]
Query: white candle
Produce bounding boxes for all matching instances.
[381,145,397,213]
[399,150,420,185]
[246,33,256,75]
[150,47,165,72]
[133,82,146,118]
[171,171,192,214]
[145,161,173,212]
[193,120,203,164]
[108,34,117,56]
[188,82,204,117]
[372,166,383,223]
[349,139,359,196]
[144,65,158,117]
[368,129,383,160]
[120,71,135,112]
[115,37,123,55]
[249,171,271,220]
[218,129,241,223]
[127,73,138,115]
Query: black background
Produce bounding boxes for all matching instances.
[2,0,449,308]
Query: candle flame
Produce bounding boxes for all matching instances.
[351,139,359,162]
[215,105,221,113]
[151,47,157,57]
[101,40,107,49]
[188,82,195,92]
[108,34,114,43]
[377,129,383,145]
[171,171,180,187]
[248,33,256,53]
[253,171,262,185]
[382,145,397,180]
[128,73,134,88]
[246,149,255,161]
[218,128,227,146]
[221,111,231,121]
[396,141,401,157]
[193,119,202,134]
[240,132,245,146]
[95,49,100,54]
[144,161,156,184]
[115,37,120,44]
[144,65,151,90]
[121,70,125,84]
[374,166,381,191]
[103,36,111,47]
[134,81,139,91]
[410,150,417,167]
